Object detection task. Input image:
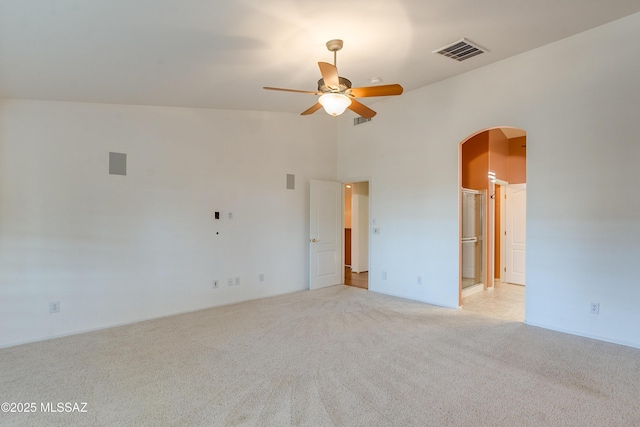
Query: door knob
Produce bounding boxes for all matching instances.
[310,238,317,242]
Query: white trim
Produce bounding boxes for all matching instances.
[493,179,508,283]
[0,290,302,349]
[524,321,640,350]
[461,187,483,194]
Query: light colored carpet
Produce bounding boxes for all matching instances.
[1,285,640,426]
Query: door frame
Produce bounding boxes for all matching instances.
[342,177,372,289]
[495,178,509,283]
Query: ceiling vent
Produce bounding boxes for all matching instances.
[433,38,487,62]
[354,116,372,126]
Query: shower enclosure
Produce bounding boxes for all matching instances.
[461,189,484,290]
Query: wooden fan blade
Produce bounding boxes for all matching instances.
[263,87,321,95]
[301,102,323,116]
[348,99,377,118]
[318,62,339,90]
[349,84,404,98]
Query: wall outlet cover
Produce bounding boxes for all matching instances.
[49,301,60,313]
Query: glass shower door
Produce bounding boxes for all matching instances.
[461,189,484,290]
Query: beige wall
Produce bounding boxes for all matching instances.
[337,12,640,348]
[0,100,337,347]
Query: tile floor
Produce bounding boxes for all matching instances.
[462,281,525,322]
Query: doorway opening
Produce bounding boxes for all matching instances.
[461,188,485,292]
[344,182,369,290]
[459,127,526,321]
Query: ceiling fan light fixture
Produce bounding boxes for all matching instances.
[263,40,402,118]
[318,93,351,117]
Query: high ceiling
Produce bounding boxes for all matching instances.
[2,1,640,115]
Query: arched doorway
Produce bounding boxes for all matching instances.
[458,127,526,321]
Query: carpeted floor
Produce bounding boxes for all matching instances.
[1,285,639,426]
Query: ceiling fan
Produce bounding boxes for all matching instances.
[263,39,403,118]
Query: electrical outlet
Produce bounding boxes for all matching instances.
[590,302,600,314]
[228,212,233,220]
[227,278,233,286]
[259,273,265,282]
[382,271,387,280]
[417,276,422,285]
[235,277,240,286]
[49,301,60,314]
[212,280,219,289]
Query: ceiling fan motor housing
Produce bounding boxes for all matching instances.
[317,77,352,94]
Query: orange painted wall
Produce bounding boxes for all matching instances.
[488,129,509,181]
[461,132,489,190]
[508,136,527,184]
[462,130,517,189]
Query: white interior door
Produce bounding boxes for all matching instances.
[309,180,343,289]
[506,184,526,285]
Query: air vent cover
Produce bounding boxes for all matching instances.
[354,116,372,126]
[433,38,487,62]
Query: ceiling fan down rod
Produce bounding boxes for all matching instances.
[326,39,343,67]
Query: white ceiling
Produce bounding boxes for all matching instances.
[2,1,640,115]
